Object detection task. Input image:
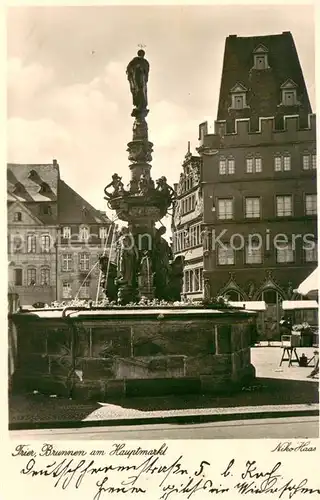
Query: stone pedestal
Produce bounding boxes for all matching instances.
[12,307,257,400]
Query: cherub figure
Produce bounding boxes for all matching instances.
[104,173,125,199]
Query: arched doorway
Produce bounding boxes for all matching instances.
[224,289,245,302]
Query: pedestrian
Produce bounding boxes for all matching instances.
[307,350,319,379]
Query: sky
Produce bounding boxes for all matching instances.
[7,5,315,230]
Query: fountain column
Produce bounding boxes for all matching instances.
[102,50,176,304]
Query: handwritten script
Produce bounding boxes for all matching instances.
[11,442,320,499]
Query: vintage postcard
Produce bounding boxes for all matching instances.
[4,2,319,499]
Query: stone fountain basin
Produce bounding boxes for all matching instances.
[10,307,256,400]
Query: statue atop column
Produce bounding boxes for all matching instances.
[126,49,150,116]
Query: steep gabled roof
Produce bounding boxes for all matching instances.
[58,180,111,225]
[217,31,312,122]
[7,162,59,202]
[7,196,44,225]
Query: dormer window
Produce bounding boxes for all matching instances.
[39,182,51,194]
[252,44,269,70]
[229,83,249,110]
[40,204,52,215]
[28,169,38,179]
[280,79,299,106]
[13,182,24,195]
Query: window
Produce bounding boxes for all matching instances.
[40,268,50,286]
[188,224,202,248]
[227,157,235,174]
[245,242,262,264]
[283,155,291,171]
[303,153,317,170]
[274,156,282,172]
[252,45,269,70]
[193,268,203,291]
[305,243,317,263]
[276,196,292,217]
[79,282,90,299]
[79,226,89,241]
[79,252,90,271]
[27,234,36,253]
[255,157,262,172]
[12,234,23,253]
[40,234,50,253]
[14,269,22,286]
[62,253,73,271]
[305,194,317,215]
[183,268,204,293]
[218,199,233,220]
[229,84,248,110]
[274,154,291,172]
[245,197,261,218]
[246,157,254,173]
[234,95,244,109]
[62,282,72,299]
[184,270,190,293]
[13,212,22,222]
[27,268,36,286]
[219,158,226,175]
[63,227,71,239]
[303,154,311,170]
[39,182,51,194]
[282,90,297,106]
[99,227,108,240]
[219,157,235,175]
[280,80,299,107]
[277,243,294,263]
[246,156,262,173]
[181,194,196,215]
[218,244,235,265]
[254,54,267,70]
[41,204,52,215]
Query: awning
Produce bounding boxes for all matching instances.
[229,301,267,311]
[282,300,318,310]
[296,268,318,296]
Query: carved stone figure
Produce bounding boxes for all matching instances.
[287,281,294,299]
[204,278,211,301]
[247,281,255,299]
[99,255,118,301]
[155,176,175,206]
[104,173,125,199]
[173,200,181,226]
[168,256,185,301]
[152,226,173,300]
[138,173,154,196]
[126,49,150,114]
[116,227,139,286]
[191,163,200,184]
[138,250,153,289]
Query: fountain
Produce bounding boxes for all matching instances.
[102,49,177,305]
[10,50,256,400]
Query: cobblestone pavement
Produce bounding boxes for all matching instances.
[9,347,319,424]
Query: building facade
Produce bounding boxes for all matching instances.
[7,161,113,305]
[172,31,317,337]
[172,146,204,300]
